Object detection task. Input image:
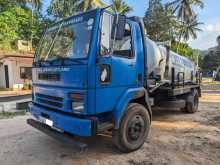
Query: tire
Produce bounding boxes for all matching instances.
[112,103,151,153]
[181,90,199,113]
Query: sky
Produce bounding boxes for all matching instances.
[42,0,220,50]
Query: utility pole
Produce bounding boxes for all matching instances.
[31,0,35,52]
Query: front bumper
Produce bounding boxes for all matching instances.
[28,103,96,137]
[27,119,88,151]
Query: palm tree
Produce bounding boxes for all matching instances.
[178,15,203,42]
[48,0,79,19]
[176,15,202,53]
[169,0,204,22]
[112,0,132,15]
[79,0,132,15]
[79,0,106,12]
[48,0,105,19]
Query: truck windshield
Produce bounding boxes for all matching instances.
[35,14,95,62]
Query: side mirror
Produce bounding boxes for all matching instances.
[111,15,126,40]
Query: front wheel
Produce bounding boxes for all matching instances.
[112,103,151,153]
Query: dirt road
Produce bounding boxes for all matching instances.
[0,88,220,165]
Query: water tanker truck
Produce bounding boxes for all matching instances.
[28,8,201,152]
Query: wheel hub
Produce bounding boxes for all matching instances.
[127,115,144,141]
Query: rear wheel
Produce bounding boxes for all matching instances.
[181,90,199,113]
[112,103,150,153]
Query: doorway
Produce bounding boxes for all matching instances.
[4,65,9,88]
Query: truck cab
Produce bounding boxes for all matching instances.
[29,8,152,152]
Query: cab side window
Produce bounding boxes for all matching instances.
[100,13,112,56]
[100,13,133,58]
[113,23,133,58]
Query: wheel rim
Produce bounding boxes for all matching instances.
[126,114,145,143]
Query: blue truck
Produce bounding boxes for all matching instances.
[28,8,201,152]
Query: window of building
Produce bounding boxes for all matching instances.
[20,67,32,79]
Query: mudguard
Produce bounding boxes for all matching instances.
[113,87,152,129]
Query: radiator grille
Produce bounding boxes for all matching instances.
[35,93,63,108]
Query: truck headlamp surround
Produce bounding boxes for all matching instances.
[71,102,84,112]
[69,92,85,112]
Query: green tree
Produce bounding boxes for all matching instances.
[202,50,220,71]
[80,0,105,12]
[48,0,132,19]
[169,0,204,22]
[112,0,132,15]
[0,0,33,12]
[0,0,46,50]
[0,7,36,50]
[0,9,18,50]
[48,0,107,19]
[144,0,177,41]
[168,0,203,49]
[202,37,220,71]
[171,41,195,59]
[48,0,79,19]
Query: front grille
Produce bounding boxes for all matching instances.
[38,72,60,81]
[35,93,63,108]
[36,93,63,102]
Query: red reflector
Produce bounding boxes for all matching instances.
[69,93,83,100]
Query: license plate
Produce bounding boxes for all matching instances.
[39,117,53,127]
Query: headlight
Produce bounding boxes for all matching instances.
[72,102,84,112]
[69,92,85,112]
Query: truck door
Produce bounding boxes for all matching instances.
[95,12,138,114]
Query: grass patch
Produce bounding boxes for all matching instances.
[202,78,220,85]
[0,111,26,119]
[202,81,220,85]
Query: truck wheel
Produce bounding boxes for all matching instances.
[112,103,150,153]
[181,90,199,113]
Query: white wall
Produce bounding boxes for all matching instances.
[0,57,33,88]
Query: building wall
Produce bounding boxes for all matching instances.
[0,57,33,88]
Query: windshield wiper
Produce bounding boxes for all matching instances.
[44,22,64,61]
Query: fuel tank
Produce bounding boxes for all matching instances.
[145,38,197,83]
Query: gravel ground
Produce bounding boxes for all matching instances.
[0,87,220,165]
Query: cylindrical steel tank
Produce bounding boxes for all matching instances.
[145,38,197,83]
